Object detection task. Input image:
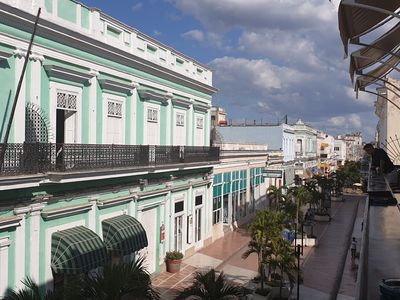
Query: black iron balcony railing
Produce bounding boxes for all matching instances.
[0,143,220,177]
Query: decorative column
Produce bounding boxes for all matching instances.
[29,202,46,283]
[0,237,11,298]
[187,100,194,146]
[88,70,99,144]
[13,206,31,290]
[205,105,211,146]
[87,194,99,232]
[165,93,173,145]
[12,49,27,143]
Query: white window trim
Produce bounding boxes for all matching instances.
[49,82,82,143]
[147,107,159,123]
[176,112,185,126]
[196,116,204,129]
[143,103,160,145]
[103,93,125,144]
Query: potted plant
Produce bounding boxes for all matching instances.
[165,250,183,273]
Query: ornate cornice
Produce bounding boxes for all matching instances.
[98,78,137,94]
[44,64,93,83]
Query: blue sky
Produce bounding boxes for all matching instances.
[81,0,378,141]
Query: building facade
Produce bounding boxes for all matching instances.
[292,119,318,178]
[375,78,400,164]
[0,0,218,296]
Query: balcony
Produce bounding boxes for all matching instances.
[0,143,220,177]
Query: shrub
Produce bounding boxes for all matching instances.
[165,250,183,260]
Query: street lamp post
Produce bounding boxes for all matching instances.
[297,244,301,300]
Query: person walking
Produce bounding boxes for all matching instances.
[350,237,357,260]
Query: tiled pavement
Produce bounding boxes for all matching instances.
[152,194,366,300]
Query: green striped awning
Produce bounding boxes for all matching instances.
[102,215,148,256]
[51,226,108,274]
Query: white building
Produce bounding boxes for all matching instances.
[375,78,400,164]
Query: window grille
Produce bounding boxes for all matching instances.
[57,92,77,111]
[107,101,122,118]
[147,108,158,122]
[176,113,184,126]
[196,117,203,129]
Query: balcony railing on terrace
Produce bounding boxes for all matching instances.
[0,143,220,176]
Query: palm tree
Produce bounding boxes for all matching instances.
[175,269,249,300]
[4,277,63,300]
[5,257,160,300]
[80,256,160,300]
[269,237,300,299]
[243,210,285,290]
[267,186,287,211]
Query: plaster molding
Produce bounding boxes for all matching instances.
[137,88,169,104]
[98,79,136,94]
[0,216,22,230]
[41,203,92,220]
[96,195,134,208]
[0,50,12,61]
[0,237,11,248]
[13,206,31,216]
[44,64,92,83]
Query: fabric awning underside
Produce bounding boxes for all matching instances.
[350,22,400,81]
[102,214,148,256]
[338,0,400,55]
[51,226,108,274]
[356,53,400,90]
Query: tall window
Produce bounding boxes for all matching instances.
[147,108,158,122]
[212,196,222,224]
[106,100,123,144]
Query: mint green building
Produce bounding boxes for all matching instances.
[0,0,218,296]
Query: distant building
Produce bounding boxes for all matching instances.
[317,131,336,173]
[292,119,318,178]
[215,124,295,186]
[211,106,227,127]
[333,139,347,166]
[336,133,363,162]
[375,78,400,164]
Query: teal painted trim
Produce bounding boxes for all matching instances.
[160,105,166,145]
[126,94,131,144]
[136,95,144,144]
[45,57,89,74]
[40,67,50,121]
[96,80,103,143]
[0,23,213,99]
[0,42,15,52]
[155,205,160,273]
[7,229,16,290]
[100,88,126,98]
[81,6,90,29]
[48,77,84,88]
[25,216,31,277]
[57,0,77,24]
[98,202,128,215]
[0,56,15,142]
[98,72,131,85]
[82,84,90,143]
[44,0,52,13]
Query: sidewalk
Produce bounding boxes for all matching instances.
[152,194,365,300]
[152,229,251,299]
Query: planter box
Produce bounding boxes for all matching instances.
[166,259,182,273]
[331,195,343,202]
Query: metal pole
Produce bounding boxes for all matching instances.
[0,8,41,170]
[301,223,304,255]
[297,244,301,300]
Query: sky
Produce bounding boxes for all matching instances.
[81,0,378,142]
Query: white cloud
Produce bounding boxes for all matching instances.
[346,87,375,107]
[131,2,143,12]
[153,30,162,36]
[182,29,204,42]
[172,0,336,32]
[172,0,377,139]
